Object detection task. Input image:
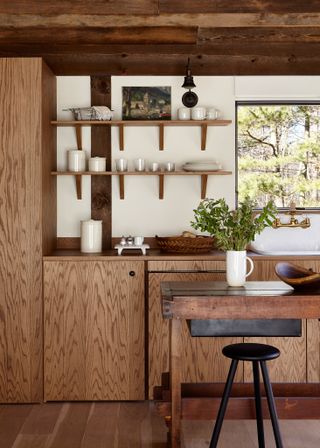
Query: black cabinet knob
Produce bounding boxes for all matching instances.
[129,271,135,277]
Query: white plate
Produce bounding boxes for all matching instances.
[183,163,222,171]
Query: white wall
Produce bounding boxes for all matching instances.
[56,75,320,237]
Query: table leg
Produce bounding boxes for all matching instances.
[170,318,182,447]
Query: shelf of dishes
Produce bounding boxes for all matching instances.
[51,119,232,151]
[51,170,232,200]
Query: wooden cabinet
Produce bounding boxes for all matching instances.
[148,260,245,398]
[247,259,320,383]
[43,260,145,401]
[0,58,56,402]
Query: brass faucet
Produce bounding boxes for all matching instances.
[272,202,311,229]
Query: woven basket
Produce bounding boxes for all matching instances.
[156,236,214,254]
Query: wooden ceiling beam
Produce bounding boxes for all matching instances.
[0,27,197,45]
[0,0,159,15]
[6,53,319,76]
[160,0,320,14]
[2,13,320,29]
[2,43,320,58]
[198,27,320,44]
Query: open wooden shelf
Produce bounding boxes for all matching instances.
[51,119,232,151]
[51,170,232,200]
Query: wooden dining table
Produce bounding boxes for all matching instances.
[161,281,320,448]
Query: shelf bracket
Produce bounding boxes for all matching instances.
[75,175,82,200]
[201,124,207,151]
[75,126,82,150]
[119,124,124,151]
[201,174,208,199]
[159,124,164,151]
[158,174,164,199]
[119,174,125,199]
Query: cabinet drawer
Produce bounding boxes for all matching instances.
[148,260,226,272]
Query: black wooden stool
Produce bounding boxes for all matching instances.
[209,343,283,448]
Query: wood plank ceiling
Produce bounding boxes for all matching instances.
[1,1,320,75]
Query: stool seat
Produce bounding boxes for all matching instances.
[222,342,280,362]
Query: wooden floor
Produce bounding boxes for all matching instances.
[0,402,319,447]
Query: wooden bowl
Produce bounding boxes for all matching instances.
[275,262,320,291]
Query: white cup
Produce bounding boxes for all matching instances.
[68,150,86,172]
[178,107,191,120]
[115,158,128,172]
[164,162,175,172]
[150,162,160,172]
[226,251,254,287]
[135,158,145,172]
[207,108,221,120]
[81,219,102,253]
[191,107,206,120]
[89,157,106,172]
[134,236,144,246]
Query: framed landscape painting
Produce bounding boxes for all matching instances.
[122,86,171,120]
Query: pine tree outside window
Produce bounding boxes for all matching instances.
[237,102,320,209]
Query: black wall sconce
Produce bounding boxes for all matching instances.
[181,58,198,108]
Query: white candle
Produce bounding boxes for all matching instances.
[68,150,86,172]
[81,219,102,253]
[89,157,106,172]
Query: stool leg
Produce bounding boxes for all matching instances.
[253,361,265,448]
[260,361,283,448]
[209,359,239,448]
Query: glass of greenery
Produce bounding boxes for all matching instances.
[191,197,276,251]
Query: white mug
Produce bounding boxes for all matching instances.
[226,250,254,287]
[206,108,221,120]
[191,107,206,120]
[134,158,145,172]
[134,236,144,246]
[178,107,191,120]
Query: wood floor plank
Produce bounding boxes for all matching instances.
[46,403,91,448]
[0,405,33,448]
[20,403,63,435]
[12,434,49,448]
[0,403,319,447]
[81,402,120,448]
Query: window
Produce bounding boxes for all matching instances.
[237,102,320,209]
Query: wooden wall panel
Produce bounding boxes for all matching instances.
[44,261,145,401]
[0,58,45,402]
[148,267,243,399]
[91,76,112,249]
[0,1,159,15]
[41,61,57,256]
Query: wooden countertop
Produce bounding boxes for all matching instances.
[43,249,320,261]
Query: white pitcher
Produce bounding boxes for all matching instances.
[226,250,254,287]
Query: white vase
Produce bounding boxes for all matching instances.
[226,250,254,287]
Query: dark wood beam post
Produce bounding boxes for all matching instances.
[91,76,112,249]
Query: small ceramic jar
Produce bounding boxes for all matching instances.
[68,150,86,172]
[191,107,206,120]
[88,157,106,172]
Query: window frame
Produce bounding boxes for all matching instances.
[235,100,320,211]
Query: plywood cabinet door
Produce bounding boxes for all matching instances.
[44,260,145,401]
[148,260,243,398]
[246,259,314,383]
[0,58,56,402]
